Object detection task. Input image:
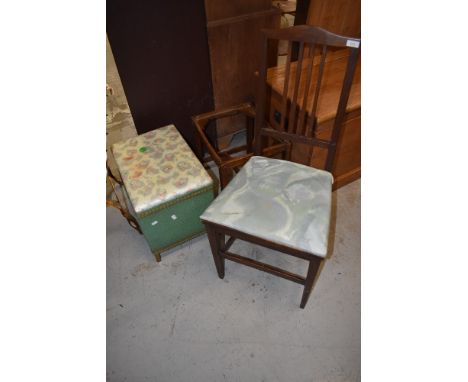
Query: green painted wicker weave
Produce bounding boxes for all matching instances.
[112,124,215,261]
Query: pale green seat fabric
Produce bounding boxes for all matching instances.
[201,156,333,257]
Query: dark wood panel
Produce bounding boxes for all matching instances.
[106,0,214,149]
[291,0,312,59]
[294,0,312,25]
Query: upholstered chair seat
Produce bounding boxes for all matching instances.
[201,156,333,257]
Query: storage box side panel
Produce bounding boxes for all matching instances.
[137,190,214,253]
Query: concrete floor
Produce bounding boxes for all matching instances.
[107,179,360,382]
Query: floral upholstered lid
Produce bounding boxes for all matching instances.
[112,125,212,216]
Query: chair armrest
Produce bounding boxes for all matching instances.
[192,103,255,165]
[192,103,255,129]
[192,116,224,165]
[221,142,290,170]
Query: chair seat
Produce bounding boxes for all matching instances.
[201,156,333,257]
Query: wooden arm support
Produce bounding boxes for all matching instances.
[191,103,255,165]
[192,102,290,189]
[192,103,255,128]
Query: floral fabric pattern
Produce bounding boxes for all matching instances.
[112,124,212,216]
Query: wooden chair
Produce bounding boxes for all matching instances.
[199,25,360,308]
[192,104,291,189]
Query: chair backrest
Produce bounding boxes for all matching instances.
[253,25,361,172]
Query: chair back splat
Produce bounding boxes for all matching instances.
[253,25,361,173]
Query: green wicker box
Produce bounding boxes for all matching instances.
[112,124,215,261]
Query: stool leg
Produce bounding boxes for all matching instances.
[153,250,162,262]
[300,257,322,309]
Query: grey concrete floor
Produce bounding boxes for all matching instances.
[107,179,360,382]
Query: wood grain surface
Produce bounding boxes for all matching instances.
[267,49,360,124]
[205,0,281,148]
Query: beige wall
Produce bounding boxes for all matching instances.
[106,36,137,193]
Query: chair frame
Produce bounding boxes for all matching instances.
[192,103,290,189]
[204,221,323,309]
[201,25,360,308]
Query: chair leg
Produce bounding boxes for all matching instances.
[285,142,292,161]
[246,116,254,153]
[300,257,322,309]
[204,223,225,278]
[194,129,204,161]
[219,167,233,190]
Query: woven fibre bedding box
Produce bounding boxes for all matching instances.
[112,124,215,261]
